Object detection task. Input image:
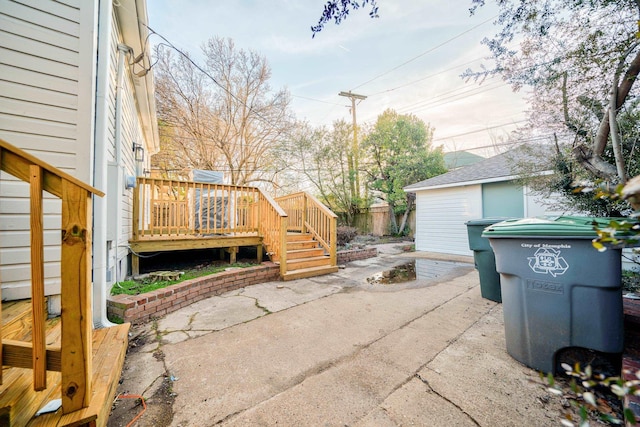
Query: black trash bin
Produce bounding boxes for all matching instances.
[466,218,511,302]
[483,216,623,374]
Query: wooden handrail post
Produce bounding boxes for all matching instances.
[60,180,93,413]
[330,215,337,266]
[279,216,287,277]
[30,165,47,391]
[302,194,308,235]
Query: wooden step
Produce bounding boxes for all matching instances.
[287,240,318,250]
[1,317,62,427]
[2,299,47,341]
[27,323,130,427]
[286,233,312,242]
[286,255,332,271]
[282,265,339,281]
[1,300,130,427]
[286,248,326,260]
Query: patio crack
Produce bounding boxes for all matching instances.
[415,373,481,426]
[235,290,272,315]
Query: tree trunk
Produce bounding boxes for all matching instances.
[573,47,640,180]
[397,193,415,236]
[388,203,398,235]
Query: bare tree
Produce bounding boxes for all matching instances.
[152,38,293,187]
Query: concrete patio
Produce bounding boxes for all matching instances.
[107,243,594,426]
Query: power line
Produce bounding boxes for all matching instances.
[291,94,343,106]
[351,14,497,91]
[367,56,487,96]
[432,120,528,142]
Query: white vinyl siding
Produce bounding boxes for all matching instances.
[106,8,149,280]
[0,0,95,300]
[414,185,482,256]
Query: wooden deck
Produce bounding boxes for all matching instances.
[131,180,338,280]
[1,300,129,427]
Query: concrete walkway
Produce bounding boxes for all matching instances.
[110,244,568,427]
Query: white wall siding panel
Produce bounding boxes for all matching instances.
[415,185,482,256]
[1,0,80,37]
[11,0,81,23]
[1,11,79,52]
[0,0,95,300]
[0,64,77,95]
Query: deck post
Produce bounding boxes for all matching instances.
[60,180,93,413]
[131,254,140,276]
[330,215,337,266]
[279,216,287,277]
[228,246,238,264]
[30,165,47,391]
[302,194,308,235]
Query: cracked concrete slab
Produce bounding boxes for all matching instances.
[238,278,344,312]
[118,348,167,398]
[156,293,266,342]
[354,377,478,427]
[110,244,576,427]
[416,306,560,427]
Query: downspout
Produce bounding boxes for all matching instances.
[115,43,131,293]
[92,0,115,328]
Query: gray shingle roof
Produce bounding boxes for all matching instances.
[404,144,553,191]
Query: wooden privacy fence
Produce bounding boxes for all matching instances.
[0,138,103,414]
[276,192,337,266]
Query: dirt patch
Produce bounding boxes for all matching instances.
[108,335,176,427]
[366,262,416,284]
[108,375,175,427]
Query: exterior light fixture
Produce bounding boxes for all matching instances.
[132,142,144,163]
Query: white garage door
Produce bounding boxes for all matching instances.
[414,185,482,256]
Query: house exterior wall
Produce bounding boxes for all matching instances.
[414,185,482,256]
[0,0,97,300]
[0,0,156,304]
[100,3,151,284]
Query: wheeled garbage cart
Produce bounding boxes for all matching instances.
[466,218,512,302]
[483,216,623,374]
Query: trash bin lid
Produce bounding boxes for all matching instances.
[482,216,613,238]
[465,217,514,226]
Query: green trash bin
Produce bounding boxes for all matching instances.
[466,218,511,302]
[483,216,623,374]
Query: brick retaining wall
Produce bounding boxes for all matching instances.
[337,247,377,264]
[107,248,378,325]
[107,263,280,325]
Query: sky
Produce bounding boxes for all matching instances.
[147,0,530,158]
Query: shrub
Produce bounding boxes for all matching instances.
[337,226,358,246]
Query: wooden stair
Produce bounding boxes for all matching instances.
[279,234,338,281]
[1,299,130,427]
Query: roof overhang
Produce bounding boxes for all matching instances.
[115,0,160,155]
[404,170,554,192]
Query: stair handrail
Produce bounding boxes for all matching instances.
[0,138,103,414]
[256,189,288,276]
[276,192,337,267]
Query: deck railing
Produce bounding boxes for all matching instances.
[276,192,337,266]
[133,177,262,239]
[131,180,338,275]
[256,189,288,276]
[0,138,103,414]
[133,178,289,273]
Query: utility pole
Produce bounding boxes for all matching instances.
[338,91,367,204]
